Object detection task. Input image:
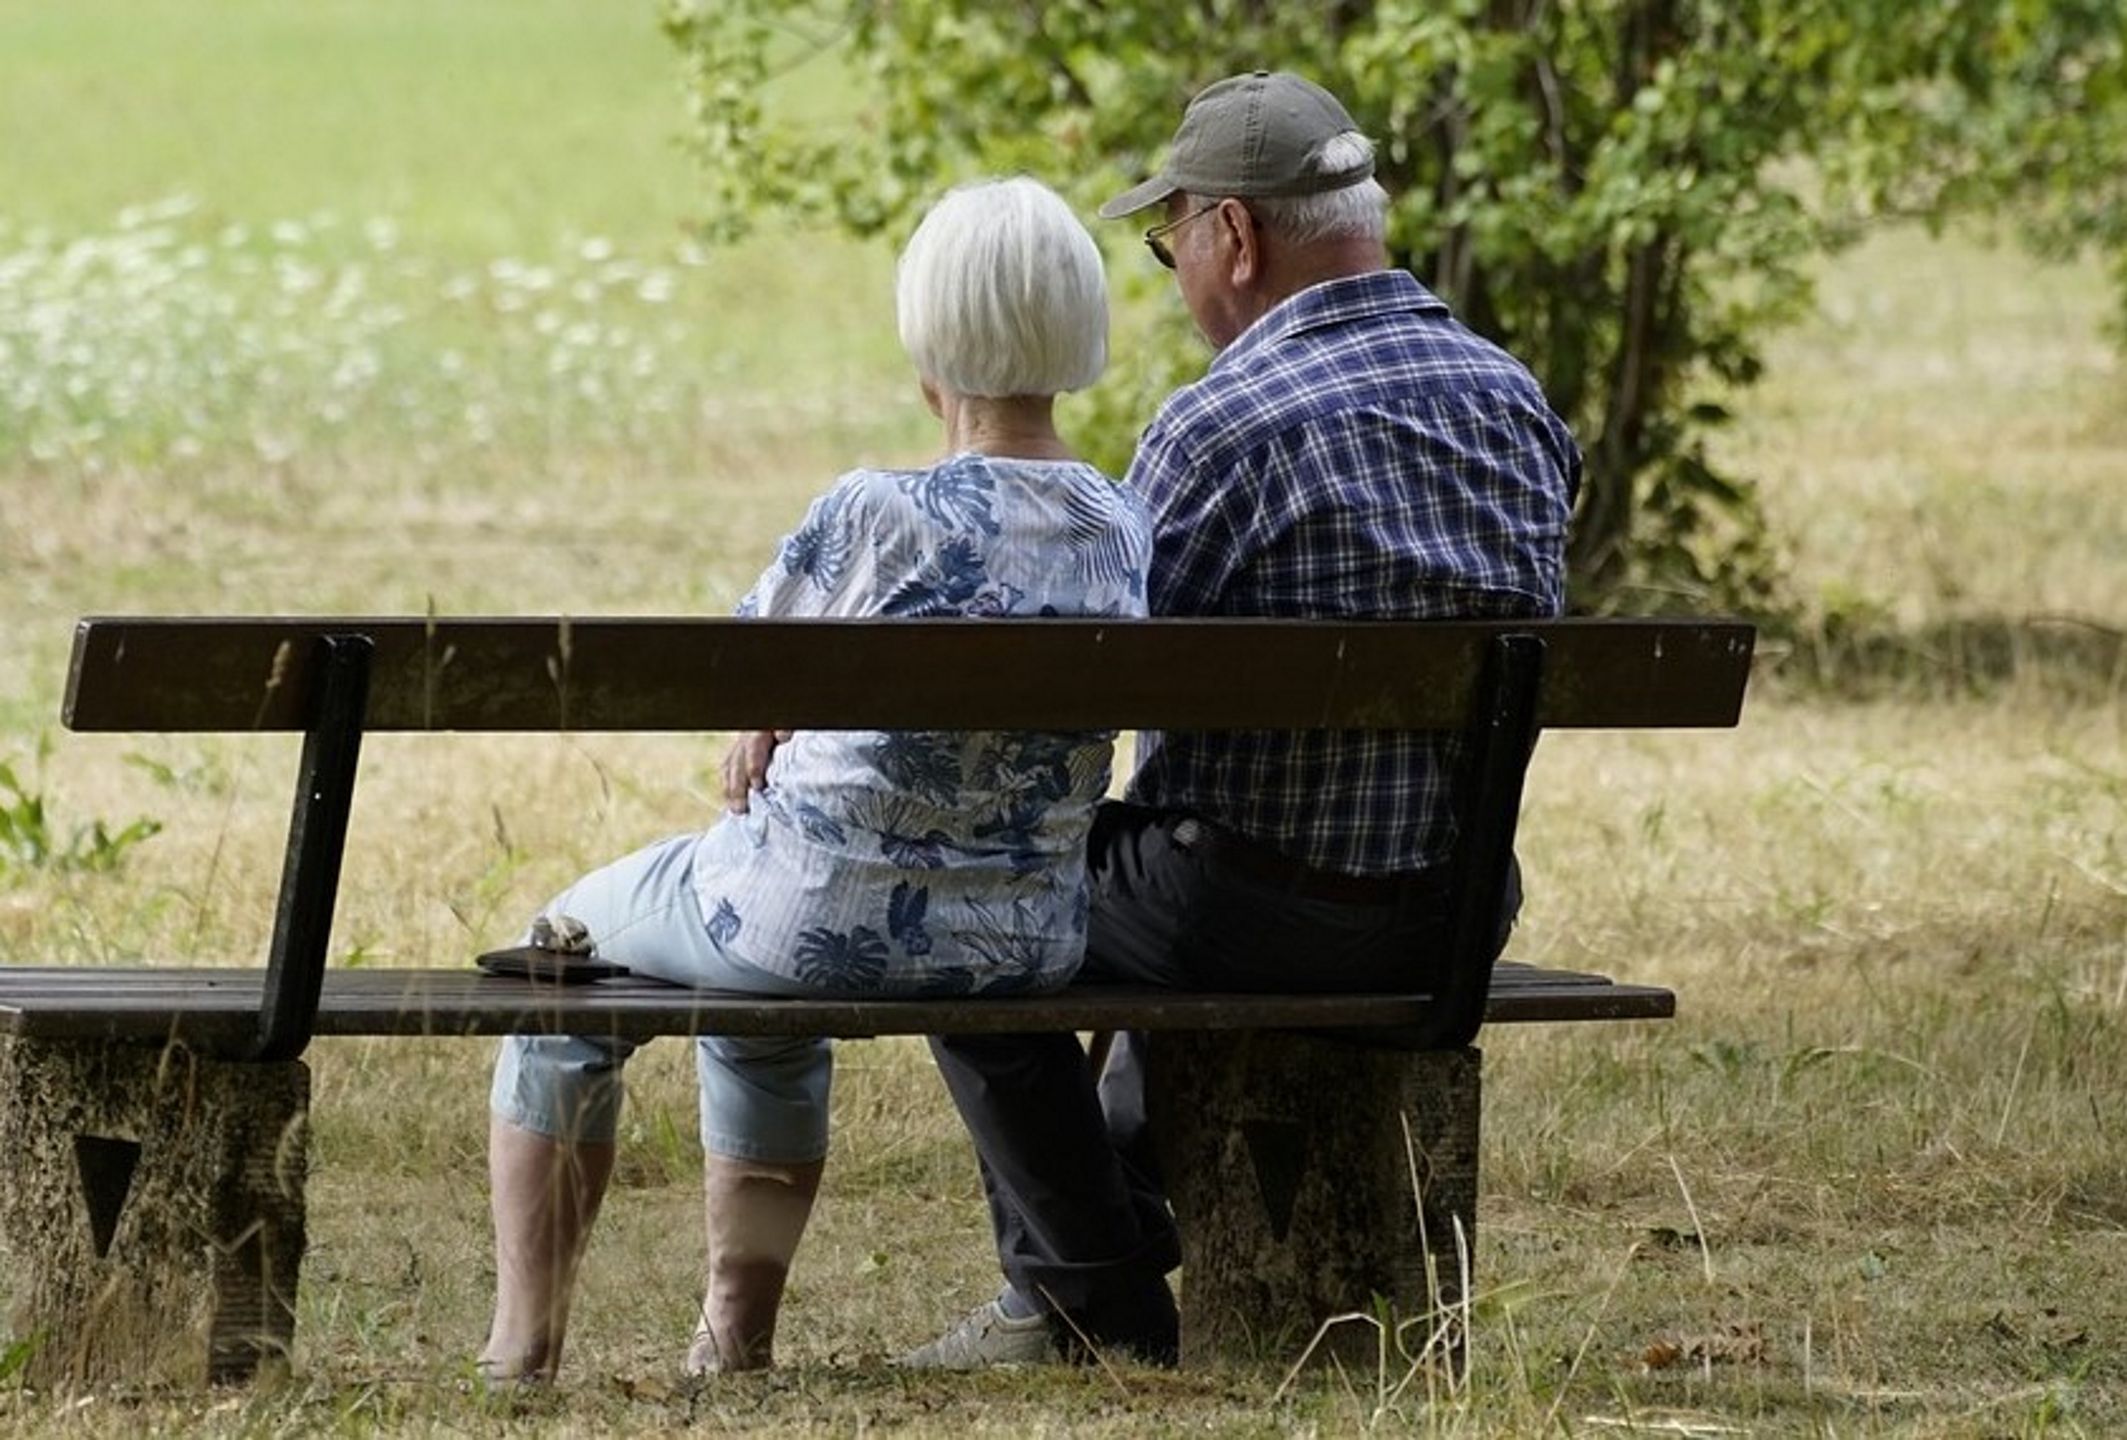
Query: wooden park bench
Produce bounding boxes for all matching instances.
[0,614,1752,1386]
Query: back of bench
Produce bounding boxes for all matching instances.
[63,616,1755,1060]
[66,617,1752,732]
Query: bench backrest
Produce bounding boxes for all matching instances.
[66,618,1752,733]
[63,616,1755,1059]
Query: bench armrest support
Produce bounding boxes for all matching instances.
[251,634,371,1062]
[1406,632,1546,1051]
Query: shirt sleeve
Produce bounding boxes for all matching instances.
[1125,419,1246,618]
[735,473,879,620]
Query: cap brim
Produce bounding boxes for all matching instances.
[1097,174,1179,220]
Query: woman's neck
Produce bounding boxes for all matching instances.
[939,392,1075,462]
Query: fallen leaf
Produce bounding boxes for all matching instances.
[612,1374,677,1403]
[1641,1340,1686,1371]
[1640,1323,1767,1371]
[1688,1322,1767,1366]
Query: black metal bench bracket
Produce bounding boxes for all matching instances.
[250,634,371,1063]
[1407,632,1547,1051]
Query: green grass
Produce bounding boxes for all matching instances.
[0,0,698,252]
[1,2,2125,1434]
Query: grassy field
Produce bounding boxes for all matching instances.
[2,3,2124,1435]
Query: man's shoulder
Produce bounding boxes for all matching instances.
[1146,296,1519,463]
[1143,362,1261,457]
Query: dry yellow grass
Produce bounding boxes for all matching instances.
[1731,228,2127,631]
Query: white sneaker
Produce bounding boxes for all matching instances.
[896,1299,1061,1369]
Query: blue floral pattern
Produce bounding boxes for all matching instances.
[792,924,891,989]
[705,898,742,948]
[867,730,965,807]
[879,535,990,617]
[791,802,848,847]
[897,456,1002,537]
[778,487,857,593]
[689,456,1152,996]
[888,881,933,957]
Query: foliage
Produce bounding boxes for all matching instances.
[0,1331,37,1388]
[0,754,160,880]
[665,0,2125,617]
[1840,1,2127,336]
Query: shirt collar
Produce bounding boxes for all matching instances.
[1211,269,1451,373]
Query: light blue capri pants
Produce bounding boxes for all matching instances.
[490,834,832,1164]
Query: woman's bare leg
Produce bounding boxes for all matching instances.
[480,1114,617,1381]
[684,1154,826,1373]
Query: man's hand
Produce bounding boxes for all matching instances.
[722,729,793,814]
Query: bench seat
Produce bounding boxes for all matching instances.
[0,961,1674,1046]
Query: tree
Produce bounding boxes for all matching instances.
[1828,1,2127,332]
[666,0,2126,616]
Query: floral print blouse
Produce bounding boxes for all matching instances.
[691,453,1152,995]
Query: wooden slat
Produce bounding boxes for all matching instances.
[0,965,1674,1047]
[64,617,1754,734]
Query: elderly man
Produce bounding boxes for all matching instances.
[906,71,1580,1368]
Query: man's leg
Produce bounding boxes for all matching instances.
[1094,836,1500,1183]
[910,805,1195,1366]
[914,804,1487,1367]
[921,1029,1179,1360]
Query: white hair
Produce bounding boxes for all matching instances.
[896,177,1108,398]
[1247,132,1390,245]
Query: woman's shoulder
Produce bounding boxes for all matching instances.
[829,455,1144,539]
[823,460,977,514]
[795,465,928,539]
[816,465,903,506]
[847,453,1071,522]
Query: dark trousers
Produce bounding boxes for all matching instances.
[927,802,1509,1353]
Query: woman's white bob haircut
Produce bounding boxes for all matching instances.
[897,176,1108,398]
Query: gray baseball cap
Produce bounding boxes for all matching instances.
[1098,71,1373,220]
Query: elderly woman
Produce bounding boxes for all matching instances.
[478,177,1150,1382]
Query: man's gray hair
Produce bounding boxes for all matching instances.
[896,176,1108,398]
[1248,132,1389,245]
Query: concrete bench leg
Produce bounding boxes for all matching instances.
[0,1038,309,1387]
[1146,1034,1480,1371]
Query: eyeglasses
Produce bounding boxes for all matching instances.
[1143,200,1223,269]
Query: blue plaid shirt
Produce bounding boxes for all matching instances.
[1124,269,1579,876]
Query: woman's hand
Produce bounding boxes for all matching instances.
[722,730,794,814]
